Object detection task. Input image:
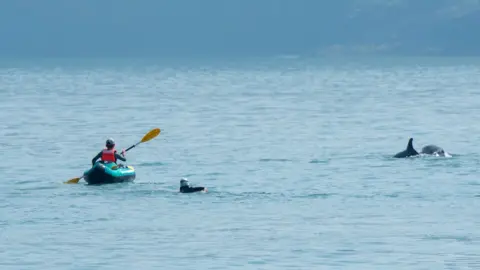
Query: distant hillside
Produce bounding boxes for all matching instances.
[0,0,478,58]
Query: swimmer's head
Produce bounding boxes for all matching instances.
[180,178,189,187]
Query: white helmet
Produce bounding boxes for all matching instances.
[106,138,115,147]
[180,178,189,187]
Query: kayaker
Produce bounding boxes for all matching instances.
[91,138,126,166]
[179,178,207,193]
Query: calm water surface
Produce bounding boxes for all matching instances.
[0,57,479,269]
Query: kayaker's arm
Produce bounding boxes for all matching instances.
[91,151,102,166]
[115,152,126,162]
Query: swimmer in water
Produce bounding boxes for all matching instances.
[179,178,207,193]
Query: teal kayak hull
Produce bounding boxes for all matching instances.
[83,162,136,185]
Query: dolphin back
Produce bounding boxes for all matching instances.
[421,144,445,156]
[393,150,408,158]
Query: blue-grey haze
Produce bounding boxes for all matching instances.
[0,0,479,58]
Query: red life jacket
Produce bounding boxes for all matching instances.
[101,148,117,163]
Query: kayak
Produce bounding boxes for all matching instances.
[83,162,136,185]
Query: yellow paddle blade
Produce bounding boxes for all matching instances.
[64,177,81,184]
[141,128,161,143]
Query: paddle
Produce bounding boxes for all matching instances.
[64,128,161,184]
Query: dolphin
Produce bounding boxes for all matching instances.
[393,138,419,158]
[421,144,450,157]
[394,138,451,158]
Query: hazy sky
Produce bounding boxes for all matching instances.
[0,0,478,58]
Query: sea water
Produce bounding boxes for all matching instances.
[0,56,479,269]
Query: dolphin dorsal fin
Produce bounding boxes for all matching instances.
[406,138,419,155]
[407,138,414,150]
